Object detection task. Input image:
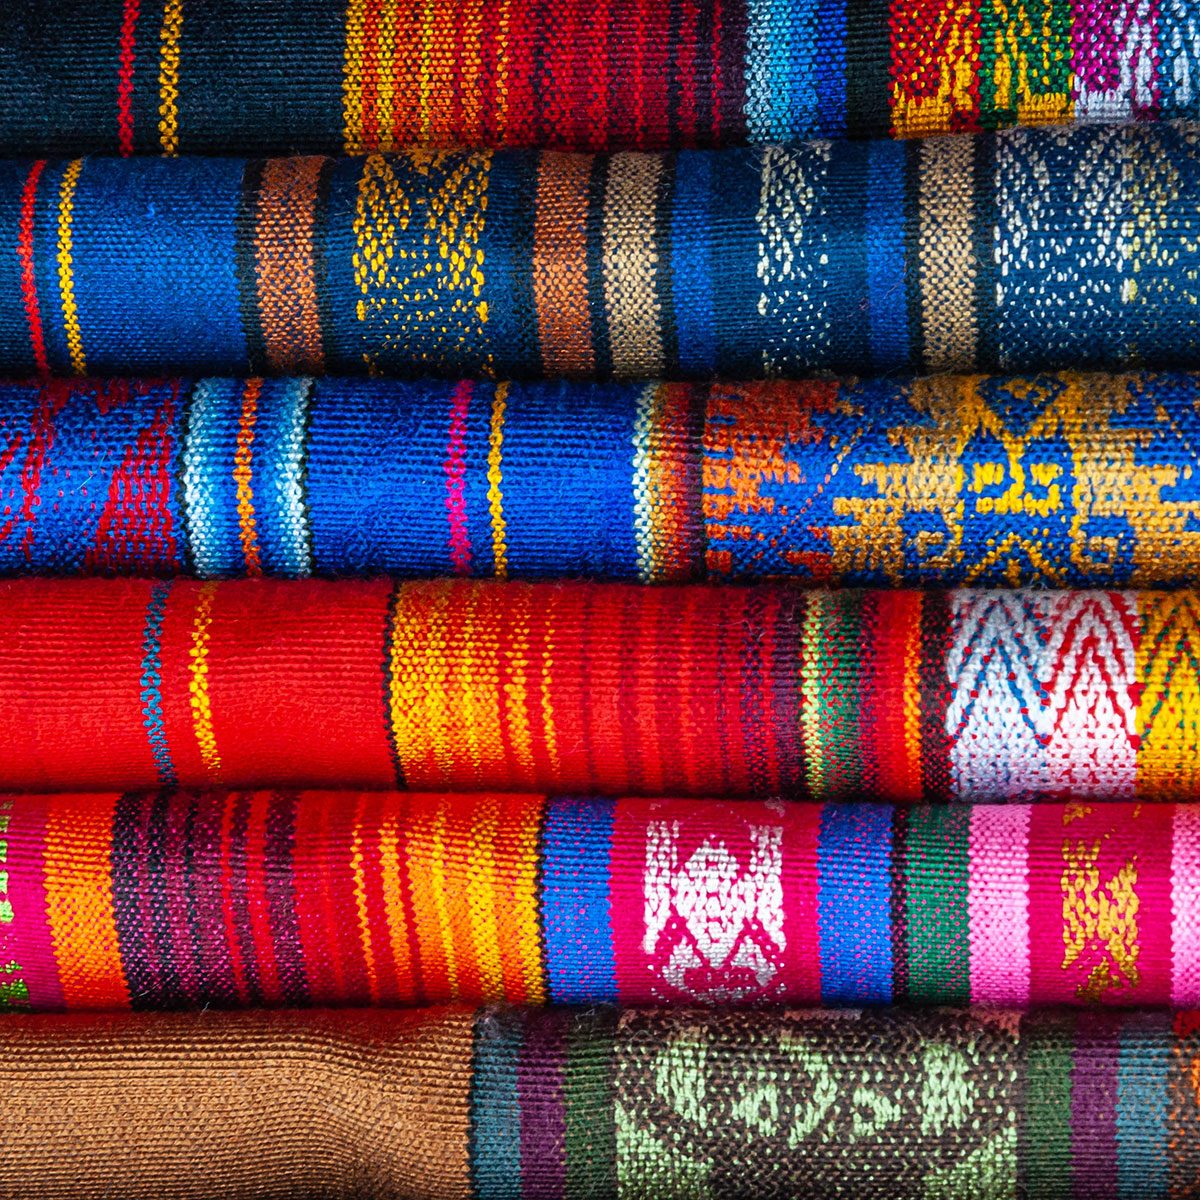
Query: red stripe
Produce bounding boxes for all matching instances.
[117,0,141,155]
[17,160,48,376]
[218,797,250,1005]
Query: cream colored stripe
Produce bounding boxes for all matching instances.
[919,137,977,372]
[602,153,666,378]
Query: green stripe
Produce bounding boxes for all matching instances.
[565,1008,617,1199]
[1023,1014,1075,1200]
[904,804,970,1003]
[802,591,862,798]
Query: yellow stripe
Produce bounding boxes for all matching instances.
[488,382,509,578]
[350,798,380,1002]
[465,795,506,1001]
[514,799,547,1003]
[189,581,222,779]
[800,595,826,798]
[158,0,184,155]
[343,0,369,153]
[233,380,262,574]
[56,159,86,376]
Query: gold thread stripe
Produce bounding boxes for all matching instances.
[800,594,826,799]
[158,0,183,156]
[188,581,222,779]
[55,159,86,376]
[233,379,263,575]
[487,382,509,578]
[343,0,369,154]
[375,0,400,152]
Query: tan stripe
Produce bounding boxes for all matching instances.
[254,157,326,375]
[918,137,978,372]
[602,153,666,378]
[0,1008,474,1197]
[532,152,595,376]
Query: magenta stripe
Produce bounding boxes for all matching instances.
[445,379,473,573]
[1,794,64,1009]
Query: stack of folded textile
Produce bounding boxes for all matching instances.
[3,3,1200,1197]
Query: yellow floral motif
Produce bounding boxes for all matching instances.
[352,151,492,375]
[1061,829,1139,1001]
[830,373,1200,586]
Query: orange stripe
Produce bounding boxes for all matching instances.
[350,793,382,1003]
[442,796,484,1000]
[462,792,506,1001]
[404,794,455,999]
[43,794,128,1007]
[377,794,416,1002]
[493,792,546,1004]
[533,153,595,375]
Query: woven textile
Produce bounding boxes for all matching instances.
[8,371,1200,586]
[2,1005,1198,1199]
[10,125,1200,379]
[0,0,1195,157]
[2,577,1200,800]
[1,791,1194,1012]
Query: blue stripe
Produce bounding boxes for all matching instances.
[815,0,847,138]
[183,378,243,576]
[670,152,716,376]
[503,383,639,578]
[306,377,460,575]
[745,1,819,141]
[252,378,313,577]
[541,796,618,1004]
[469,1008,524,1200]
[817,803,893,1003]
[866,139,909,372]
[70,157,247,374]
[139,580,176,787]
[1117,1013,1169,1199]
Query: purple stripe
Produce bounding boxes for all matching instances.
[228,793,262,1002]
[1071,1012,1122,1200]
[518,1009,569,1200]
[165,792,200,1002]
[265,793,307,1004]
[189,790,239,1004]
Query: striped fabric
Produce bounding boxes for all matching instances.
[3,1004,1199,1199]
[0,0,1195,156]
[8,124,1200,379]
[0,577,1199,801]
[4,370,1200,587]
[0,791,1189,1012]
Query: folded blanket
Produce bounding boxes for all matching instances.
[6,371,1200,588]
[0,791,1190,1011]
[0,577,1194,801]
[0,0,1192,156]
[0,1004,1191,1199]
[6,125,1200,379]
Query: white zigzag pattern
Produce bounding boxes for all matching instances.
[947,590,1138,799]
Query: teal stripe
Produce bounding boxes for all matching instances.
[1117,1013,1169,1199]
[470,1008,523,1200]
[904,805,970,1004]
